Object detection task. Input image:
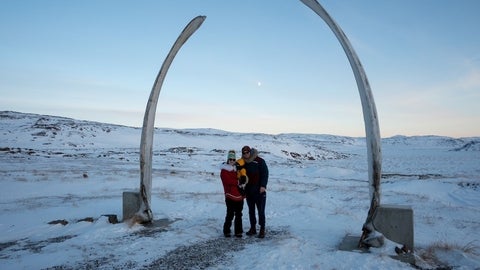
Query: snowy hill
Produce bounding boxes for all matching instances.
[0,111,479,269]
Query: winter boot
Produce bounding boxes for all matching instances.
[258,228,265,238]
[246,228,257,236]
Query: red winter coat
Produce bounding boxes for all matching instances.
[220,163,244,201]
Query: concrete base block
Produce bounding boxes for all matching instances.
[373,204,414,251]
[338,235,369,253]
[122,191,141,221]
[339,234,415,265]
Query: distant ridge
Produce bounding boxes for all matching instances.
[1,111,479,150]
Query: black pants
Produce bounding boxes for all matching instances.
[223,198,244,235]
[246,191,266,230]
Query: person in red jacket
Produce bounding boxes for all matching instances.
[220,150,246,237]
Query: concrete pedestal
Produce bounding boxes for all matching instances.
[338,204,415,264]
[338,235,369,253]
[122,191,141,221]
[339,234,415,264]
[373,204,414,251]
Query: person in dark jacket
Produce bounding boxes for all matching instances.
[240,145,269,238]
[220,150,245,237]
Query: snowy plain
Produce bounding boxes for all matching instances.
[0,111,479,269]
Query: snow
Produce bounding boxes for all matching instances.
[0,111,479,269]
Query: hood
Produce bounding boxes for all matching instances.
[245,148,258,163]
[220,162,236,171]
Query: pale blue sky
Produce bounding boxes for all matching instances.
[1,0,479,137]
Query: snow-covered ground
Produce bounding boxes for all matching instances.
[0,111,479,269]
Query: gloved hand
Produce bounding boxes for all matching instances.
[238,186,246,196]
[239,175,247,185]
[238,176,247,195]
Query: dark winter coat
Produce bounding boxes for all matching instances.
[242,148,269,194]
[220,163,244,201]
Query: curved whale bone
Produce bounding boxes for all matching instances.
[133,15,206,224]
[299,0,382,247]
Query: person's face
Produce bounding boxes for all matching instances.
[242,150,250,158]
[228,158,236,164]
